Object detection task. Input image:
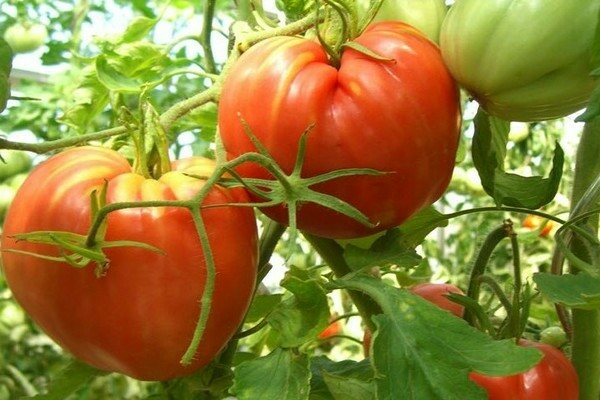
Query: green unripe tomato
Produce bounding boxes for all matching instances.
[440,0,600,121]
[540,326,568,349]
[0,150,32,181]
[366,0,447,43]
[3,22,48,54]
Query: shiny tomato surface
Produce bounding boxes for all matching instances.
[1,146,259,381]
[470,340,579,400]
[219,21,461,239]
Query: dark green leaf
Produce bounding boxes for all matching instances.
[0,37,12,74]
[233,348,311,400]
[310,357,374,400]
[0,37,12,113]
[244,293,283,324]
[344,229,421,271]
[472,109,563,208]
[31,361,106,399]
[267,266,330,347]
[533,272,600,309]
[335,276,542,400]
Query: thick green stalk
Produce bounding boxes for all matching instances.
[570,118,600,400]
[303,234,382,331]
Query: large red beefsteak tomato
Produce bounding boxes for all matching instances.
[218,21,461,239]
[0,146,259,381]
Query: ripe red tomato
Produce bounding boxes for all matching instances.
[409,282,465,317]
[1,147,259,381]
[219,21,461,239]
[522,214,555,237]
[318,319,343,340]
[470,340,579,400]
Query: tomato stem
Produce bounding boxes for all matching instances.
[200,0,218,75]
[463,222,511,328]
[303,234,382,332]
[567,117,600,400]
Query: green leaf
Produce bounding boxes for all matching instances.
[0,37,13,113]
[31,360,106,400]
[118,16,158,44]
[267,266,330,347]
[310,357,375,400]
[95,55,143,93]
[344,229,421,271]
[335,275,542,400]
[472,109,563,208]
[397,206,447,248]
[57,67,110,133]
[233,348,311,400]
[533,272,600,310]
[244,293,283,324]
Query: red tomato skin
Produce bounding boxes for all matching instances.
[318,319,342,340]
[218,21,461,239]
[1,147,259,381]
[409,282,465,317]
[470,340,579,400]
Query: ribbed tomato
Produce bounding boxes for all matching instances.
[218,21,461,239]
[1,146,258,381]
[440,0,600,121]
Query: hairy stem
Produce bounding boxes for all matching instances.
[303,234,382,332]
[464,223,511,327]
[569,118,600,400]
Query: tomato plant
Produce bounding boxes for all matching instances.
[409,282,465,317]
[470,340,579,400]
[440,0,600,121]
[1,0,598,398]
[3,22,47,54]
[219,21,461,239]
[1,146,259,381]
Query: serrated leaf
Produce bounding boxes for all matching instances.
[233,348,311,400]
[118,16,158,44]
[96,55,143,93]
[344,229,421,271]
[57,67,110,133]
[533,272,600,309]
[310,356,374,400]
[335,275,542,400]
[472,109,563,208]
[31,361,106,400]
[267,266,330,347]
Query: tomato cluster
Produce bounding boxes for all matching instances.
[0,0,590,390]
